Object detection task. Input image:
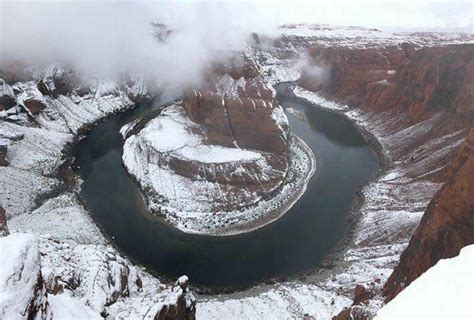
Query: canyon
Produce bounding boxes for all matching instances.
[0,23,473,319]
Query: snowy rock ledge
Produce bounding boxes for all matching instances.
[122,103,316,236]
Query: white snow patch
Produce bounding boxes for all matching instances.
[292,86,349,112]
[48,293,102,320]
[376,245,474,320]
[0,233,42,320]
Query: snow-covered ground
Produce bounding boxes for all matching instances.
[376,245,474,320]
[1,66,195,319]
[279,24,474,48]
[122,103,316,235]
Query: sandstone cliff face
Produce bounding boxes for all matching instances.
[300,43,474,120]
[383,130,474,301]
[299,45,412,106]
[183,80,289,155]
[364,44,474,120]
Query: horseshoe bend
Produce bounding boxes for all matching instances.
[1,4,474,320]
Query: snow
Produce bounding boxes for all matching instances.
[48,293,102,320]
[197,282,351,319]
[376,245,474,320]
[9,193,105,245]
[215,75,247,98]
[177,144,262,163]
[0,233,43,320]
[279,24,474,49]
[140,106,261,163]
[292,86,349,112]
[0,65,195,319]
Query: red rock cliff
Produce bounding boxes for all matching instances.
[383,129,474,301]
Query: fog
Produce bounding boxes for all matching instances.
[0,1,279,86]
[0,0,472,87]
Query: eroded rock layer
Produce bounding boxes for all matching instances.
[122,71,316,234]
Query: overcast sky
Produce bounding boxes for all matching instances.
[0,0,472,85]
[146,0,473,32]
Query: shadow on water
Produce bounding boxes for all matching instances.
[74,85,379,290]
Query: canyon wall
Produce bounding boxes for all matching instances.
[299,42,474,315]
[383,129,474,301]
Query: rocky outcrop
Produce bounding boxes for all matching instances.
[0,206,8,236]
[157,276,196,320]
[383,131,474,301]
[0,233,49,319]
[183,77,289,154]
[37,65,77,97]
[0,144,8,166]
[0,79,16,111]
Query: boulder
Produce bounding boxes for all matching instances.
[0,206,8,236]
[0,144,8,166]
[0,79,16,111]
[353,284,372,306]
[156,276,196,320]
[23,98,47,115]
[16,82,48,115]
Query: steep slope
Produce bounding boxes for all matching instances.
[383,130,474,301]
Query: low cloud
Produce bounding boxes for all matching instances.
[0,1,278,87]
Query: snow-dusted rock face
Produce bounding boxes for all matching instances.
[0,233,49,319]
[0,78,16,111]
[183,76,289,154]
[121,56,316,235]
[0,207,7,236]
[1,23,473,320]
[286,40,474,318]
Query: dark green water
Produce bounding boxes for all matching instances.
[74,85,379,289]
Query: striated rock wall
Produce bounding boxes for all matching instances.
[383,130,474,301]
[183,79,289,155]
[300,43,473,117]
